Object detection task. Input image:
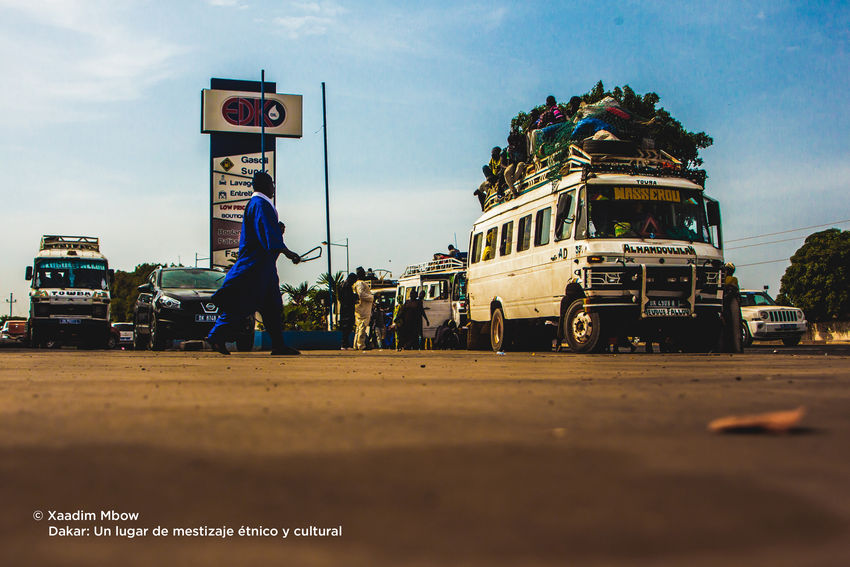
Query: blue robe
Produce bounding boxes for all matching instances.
[208,194,286,343]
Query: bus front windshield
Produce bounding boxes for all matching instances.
[34,259,109,290]
[583,185,712,244]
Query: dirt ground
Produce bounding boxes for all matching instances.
[1,347,849,567]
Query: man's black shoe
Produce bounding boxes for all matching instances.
[206,339,230,355]
[270,345,301,356]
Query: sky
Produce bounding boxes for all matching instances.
[1,0,848,317]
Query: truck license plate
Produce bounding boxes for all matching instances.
[195,314,218,323]
[59,318,81,325]
[645,299,690,317]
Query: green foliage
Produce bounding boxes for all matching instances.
[279,272,347,330]
[509,80,713,168]
[777,229,850,321]
[109,263,161,322]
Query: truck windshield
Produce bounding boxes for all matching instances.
[33,259,108,290]
[160,269,225,290]
[583,185,712,243]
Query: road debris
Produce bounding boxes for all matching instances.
[708,406,806,434]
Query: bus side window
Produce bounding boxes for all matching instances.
[500,220,514,256]
[517,214,532,252]
[555,190,575,241]
[470,232,483,264]
[482,227,498,261]
[534,207,552,246]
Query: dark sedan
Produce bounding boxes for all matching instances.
[132,267,254,351]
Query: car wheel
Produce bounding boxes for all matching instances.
[489,307,510,352]
[236,332,254,352]
[782,335,801,347]
[741,322,754,348]
[107,334,118,350]
[564,299,603,353]
[149,317,166,351]
[133,326,148,350]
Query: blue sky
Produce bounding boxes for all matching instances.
[1,0,848,316]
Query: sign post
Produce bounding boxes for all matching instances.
[201,77,302,269]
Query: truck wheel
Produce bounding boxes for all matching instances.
[782,335,801,347]
[489,307,510,352]
[741,322,753,347]
[149,317,166,351]
[564,299,602,353]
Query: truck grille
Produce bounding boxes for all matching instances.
[645,266,692,293]
[41,304,95,317]
[768,310,798,322]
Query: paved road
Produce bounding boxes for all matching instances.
[1,348,849,566]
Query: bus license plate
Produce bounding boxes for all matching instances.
[195,314,218,323]
[645,299,690,317]
[59,318,81,325]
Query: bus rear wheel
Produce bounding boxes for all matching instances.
[490,307,510,352]
[564,299,602,353]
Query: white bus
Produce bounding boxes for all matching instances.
[466,142,726,353]
[397,258,468,342]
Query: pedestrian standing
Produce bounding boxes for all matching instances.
[352,266,374,350]
[338,272,357,349]
[206,171,301,356]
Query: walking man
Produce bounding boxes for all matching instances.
[352,266,374,350]
[206,171,301,356]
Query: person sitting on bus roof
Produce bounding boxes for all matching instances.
[534,95,566,129]
[474,146,506,210]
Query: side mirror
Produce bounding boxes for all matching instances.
[137,282,154,293]
[25,266,33,281]
[706,200,721,226]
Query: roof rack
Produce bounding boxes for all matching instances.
[401,257,465,278]
[482,144,706,212]
[39,235,100,252]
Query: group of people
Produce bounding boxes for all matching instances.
[474,95,572,210]
[337,267,381,351]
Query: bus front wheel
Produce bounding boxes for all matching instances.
[564,299,602,353]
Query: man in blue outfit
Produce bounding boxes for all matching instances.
[206,170,301,356]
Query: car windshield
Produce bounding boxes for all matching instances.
[160,269,225,290]
[34,259,108,290]
[582,185,712,243]
[740,292,777,307]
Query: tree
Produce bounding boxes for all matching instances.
[777,229,850,321]
[510,80,713,168]
[110,263,161,322]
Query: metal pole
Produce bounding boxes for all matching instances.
[260,69,265,174]
[345,237,349,275]
[322,82,334,331]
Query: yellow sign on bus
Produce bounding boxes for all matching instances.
[613,187,681,202]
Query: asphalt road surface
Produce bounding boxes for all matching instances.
[1,347,849,567]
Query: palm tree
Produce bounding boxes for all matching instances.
[280,281,313,305]
[316,271,346,299]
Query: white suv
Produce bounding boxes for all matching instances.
[740,290,806,347]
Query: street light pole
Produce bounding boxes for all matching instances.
[322,82,333,331]
[322,239,350,275]
[6,293,16,317]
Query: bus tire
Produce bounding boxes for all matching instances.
[564,299,602,353]
[490,307,510,352]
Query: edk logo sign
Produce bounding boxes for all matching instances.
[222,97,286,128]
